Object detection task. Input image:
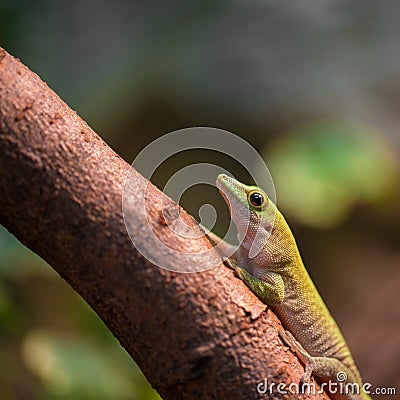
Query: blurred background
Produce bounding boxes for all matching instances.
[1,1,399,399]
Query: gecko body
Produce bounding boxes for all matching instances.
[210,174,372,400]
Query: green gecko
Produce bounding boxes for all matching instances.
[208,174,372,400]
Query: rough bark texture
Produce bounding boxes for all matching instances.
[0,48,327,399]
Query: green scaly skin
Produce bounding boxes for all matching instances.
[209,174,372,400]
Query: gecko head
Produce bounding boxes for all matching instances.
[216,174,276,254]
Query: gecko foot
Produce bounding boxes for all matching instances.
[223,258,245,277]
[279,330,316,391]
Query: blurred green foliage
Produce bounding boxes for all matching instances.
[0,227,161,400]
[21,329,153,400]
[265,121,398,227]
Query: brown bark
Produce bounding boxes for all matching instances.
[0,47,327,399]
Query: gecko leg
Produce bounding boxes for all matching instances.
[279,330,316,384]
[205,231,238,259]
[279,330,364,399]
[225,259,284,306]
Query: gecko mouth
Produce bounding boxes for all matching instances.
[216,173,255,225]
[216,174,241,195]
[216,174,242,211]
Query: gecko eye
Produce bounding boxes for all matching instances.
[248,191,267,209]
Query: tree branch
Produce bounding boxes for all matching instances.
[0,48,326,399]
